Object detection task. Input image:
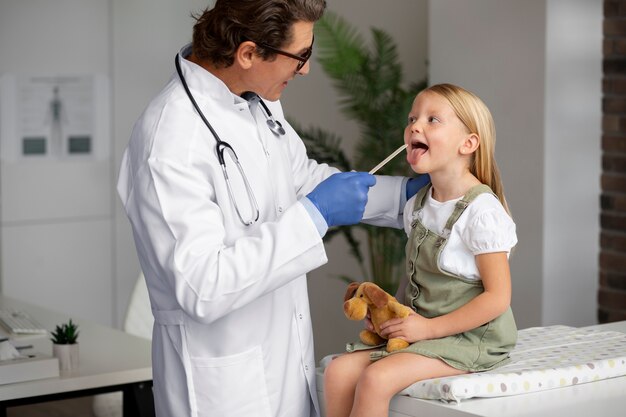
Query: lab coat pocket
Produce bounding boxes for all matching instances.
[189,345,271,417]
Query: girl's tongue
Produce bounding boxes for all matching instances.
[407,142,428,165]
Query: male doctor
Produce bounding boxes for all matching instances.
[117,1,427,416]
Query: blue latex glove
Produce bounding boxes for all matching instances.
[406,174,431,200]
[307,172,376,227]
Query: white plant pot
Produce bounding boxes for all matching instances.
[53,343,79,371]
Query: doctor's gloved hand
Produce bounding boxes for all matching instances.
[307,172,376,227]
[406,174,431,200]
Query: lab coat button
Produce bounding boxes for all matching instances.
[299,313,303,320]
[305,365,309,371]
[278,206,283,213]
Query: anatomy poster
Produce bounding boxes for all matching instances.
[0,74,109,161]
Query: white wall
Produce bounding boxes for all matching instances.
[0,0,114,325]
[429,0,602,328]
[543,0,601,326]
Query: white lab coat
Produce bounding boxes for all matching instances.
[117,45,406,417]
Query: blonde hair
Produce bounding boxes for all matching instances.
[424,83,511,215]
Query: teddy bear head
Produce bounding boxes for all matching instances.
[343,282,390,321]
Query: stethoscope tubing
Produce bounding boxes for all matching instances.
[175,53,260,225]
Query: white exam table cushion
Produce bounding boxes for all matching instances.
[320,325,626,404]
[399,325,626,403]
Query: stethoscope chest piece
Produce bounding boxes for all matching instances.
[240,91,286,137]
[266,119,286,136]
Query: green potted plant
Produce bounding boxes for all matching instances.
[51,319,79,371]
[292,12,427,294]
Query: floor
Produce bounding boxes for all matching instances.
[7,397,97,417]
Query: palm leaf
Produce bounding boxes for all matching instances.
[290,119,352,172]
[315,12,366,80]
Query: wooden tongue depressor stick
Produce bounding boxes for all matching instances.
[368,144,408,174]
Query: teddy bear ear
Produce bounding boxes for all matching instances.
[363,283,389,308]
[344,282,360,301]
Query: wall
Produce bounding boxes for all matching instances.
[429,0,602,329]
[600,0,626,322]
[544,0,602,326]
[0,0,114,325]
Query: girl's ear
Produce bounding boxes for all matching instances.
[460,133,480,155]
[235,41,257,70]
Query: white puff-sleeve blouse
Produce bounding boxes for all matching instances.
[403,188,517,281]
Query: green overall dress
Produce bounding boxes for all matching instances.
[347,184,517,372]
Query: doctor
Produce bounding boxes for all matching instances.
[117,1,427,416]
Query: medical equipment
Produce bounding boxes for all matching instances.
[240,91,286,136]
[369,144,408,174]
[175,53,264,226]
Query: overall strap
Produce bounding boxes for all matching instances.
[411,183,433,213]
[442,184,495,233]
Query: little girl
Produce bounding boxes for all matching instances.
[324,83,518,417]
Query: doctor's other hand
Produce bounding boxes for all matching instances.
[307,172,376,227]
[406,174,431,200]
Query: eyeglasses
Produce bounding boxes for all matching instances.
[254,35,314,72]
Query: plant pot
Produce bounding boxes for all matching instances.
[52,343,79,371]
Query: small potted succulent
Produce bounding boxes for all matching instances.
[51,319,80,371]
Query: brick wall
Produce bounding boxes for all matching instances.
[600,0,626,322]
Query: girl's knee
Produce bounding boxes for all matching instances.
[324,353,367,390]
[356,365,395,398]
[324,356,347,387]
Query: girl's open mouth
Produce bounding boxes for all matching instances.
[407,140,429,164]
[411,140,429,152]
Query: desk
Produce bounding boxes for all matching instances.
[0,295,154,416]
[317,321,626,417]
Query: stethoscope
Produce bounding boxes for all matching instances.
[175,53,286,225]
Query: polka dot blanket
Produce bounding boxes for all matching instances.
[398,325,626,403]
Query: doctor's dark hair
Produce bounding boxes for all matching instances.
[192,0,326,68]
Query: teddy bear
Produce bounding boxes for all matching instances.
[343,281,414,352]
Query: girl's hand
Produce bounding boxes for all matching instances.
[364,312,374,332]
[378,311,434,343]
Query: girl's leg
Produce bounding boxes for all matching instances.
[323,351,373,417]
[350,353,467,417]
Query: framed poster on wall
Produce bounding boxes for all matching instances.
[0,74,109,161]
